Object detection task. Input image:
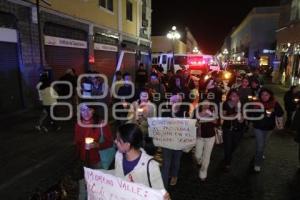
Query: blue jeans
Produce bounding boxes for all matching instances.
[254,128,270,166]
[162,148,182,188]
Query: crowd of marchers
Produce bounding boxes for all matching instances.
[36,63,300,199]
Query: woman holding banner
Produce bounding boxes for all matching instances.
[161,94,189,188]
[114,123,171,199]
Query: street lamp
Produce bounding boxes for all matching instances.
[167,26,181,71]
[223,48,229,55]
[222,48,229,64]
[193,47,200,54]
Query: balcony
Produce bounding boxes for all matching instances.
[140,28,149,39]
[142,19,148,27]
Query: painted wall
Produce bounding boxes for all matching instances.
[152,36,187,54]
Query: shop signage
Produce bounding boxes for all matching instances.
[94,43,118,52]
[0,28,17,43]
[263,49,276,54]
[44,35,87,49]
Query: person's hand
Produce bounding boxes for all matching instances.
[85,142,98,150]
[163,192,171,200]
[238,115,244,123]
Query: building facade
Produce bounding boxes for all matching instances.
[275,0,300,86]
[0,0,152,114]
[151,27,199,54]
[229,7,280,68]
[151,36,187,54]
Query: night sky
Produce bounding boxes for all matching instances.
[152,0,281,55]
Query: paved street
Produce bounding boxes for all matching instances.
[0,84,299,200]
[0,111,77,199]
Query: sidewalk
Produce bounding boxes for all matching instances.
[0,109,77,199]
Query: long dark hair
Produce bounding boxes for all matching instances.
[39,74,51,90]
[259,88,274,103]
[226,89,239,102]
[117,123,143,150]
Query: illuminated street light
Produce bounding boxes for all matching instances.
[223,48,229,55]
[193,47,200,54]
[167,26,181,70]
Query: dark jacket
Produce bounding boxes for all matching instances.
[284,90,297,112]
[222,101,244,131]
[291,107,300,143]
[253,101,284,131]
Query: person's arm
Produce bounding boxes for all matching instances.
[275,102,284,117]
[97,125,114,150]
[148,160,165,190]
[74,124,81,156]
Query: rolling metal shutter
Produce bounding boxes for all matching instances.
[45,45,86,80]
[0,42,23,113]
[121,52,136,80]
[92,50,117,85]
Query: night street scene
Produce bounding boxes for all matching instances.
[1,0,300,199]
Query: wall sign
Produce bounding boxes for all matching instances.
[44,35,87,49]
[94,43,118,52]
[0,28,17,43]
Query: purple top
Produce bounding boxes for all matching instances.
[122,153,142,176]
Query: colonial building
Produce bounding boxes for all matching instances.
[230,7,280,67]
[151,27,199,54]
[275,0,300,86]
[0,0,152,114]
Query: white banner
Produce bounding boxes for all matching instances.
[84,168,165,200]
[148,118,197,150]
[44,35,87,49]
[94,43,118,52]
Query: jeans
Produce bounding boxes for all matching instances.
[39,106,58,129]
[254,128,270,167]
[195,137,215,179]
[162,148,182,188]
[223,129,243,165]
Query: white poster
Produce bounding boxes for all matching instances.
[148,118,197,150]
[84,168,165,200]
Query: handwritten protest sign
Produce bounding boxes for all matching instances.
[84,167,165,200]
[148,118,197,150]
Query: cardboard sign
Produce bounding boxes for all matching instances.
[148,118,197,150]
[84,168,165,200]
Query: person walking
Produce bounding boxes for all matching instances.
[161,94,188,188]
[284,85,299,129]
[36,73,60,132]
[194,99,218,181]
[221,89,244,171]
[114,123,170,200]
[135,63,148,89]
[252,88,284,172]
[291,101,300,169]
